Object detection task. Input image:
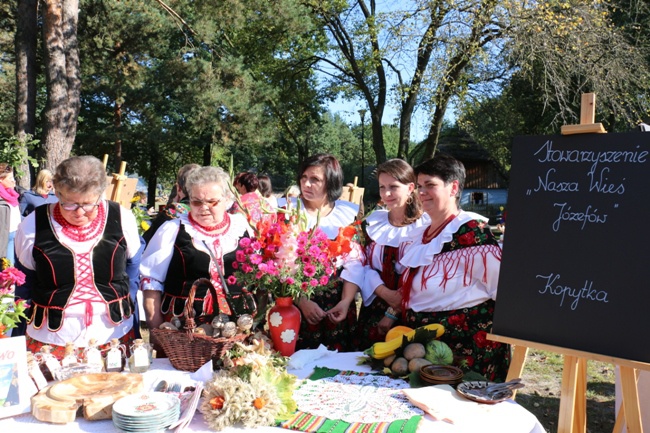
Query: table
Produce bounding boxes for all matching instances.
[0,351,546,432]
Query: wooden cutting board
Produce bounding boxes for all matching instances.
[31,372,144,423]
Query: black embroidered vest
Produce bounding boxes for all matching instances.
[162,224,243,318]
[29,201,133,331]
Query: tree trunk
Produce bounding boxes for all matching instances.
[41,0,81,171]
[113,101,123,170]
[15,0,38,188]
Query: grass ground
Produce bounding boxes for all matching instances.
[514,349,617,433]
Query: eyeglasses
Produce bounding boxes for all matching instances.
[59,197,101,212]
[189,198,222,208]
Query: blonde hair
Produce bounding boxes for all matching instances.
[34,169,54,195]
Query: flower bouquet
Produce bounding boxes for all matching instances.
[230,200,356,301]
[0,258,29,336]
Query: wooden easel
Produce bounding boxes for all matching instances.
[102,154,137,208]
[490,93,646,433]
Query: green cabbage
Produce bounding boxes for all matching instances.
[424,340,454,365]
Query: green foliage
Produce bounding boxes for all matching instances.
[0,134,39,177]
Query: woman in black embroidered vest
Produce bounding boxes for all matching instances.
[14,156,142,359]
[139,166,251,335]
[398,153,511,381]
[353,159,428,348]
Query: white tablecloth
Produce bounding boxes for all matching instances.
[0,351,545,433]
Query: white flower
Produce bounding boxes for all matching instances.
[269,312,283,327]
[280,329,296,343]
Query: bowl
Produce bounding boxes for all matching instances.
[420,365,463,385]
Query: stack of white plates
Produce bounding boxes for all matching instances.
[112,392,181,432]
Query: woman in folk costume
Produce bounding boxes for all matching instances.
[354,159,429,348]
[286,153,364,351]
[140,166,251,333]
[14,156,143,357]
[399,153,510,381]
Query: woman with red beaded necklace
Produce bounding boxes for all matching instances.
[14,156,142,359]
[398,153,511,382]
[139,166,251,334]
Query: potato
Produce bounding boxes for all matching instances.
[383,354,397,368]
[391,357,409,376]
[408,357,432,373]
[403,342,426,360]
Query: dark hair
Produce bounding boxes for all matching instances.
[234,171,259,193]
[414,153,465,204]
[0,162,12,180]
[177,163,200,198]
[257,174,273,198]
[298,153,343,204]
[377,158,423,225]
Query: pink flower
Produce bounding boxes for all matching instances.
[286,277,295,285]
[239,238,252,248]
[308,245,321,257]
[301,282,308,290]
[232,261,239,269]
[250,254,263,265]
[0,267,26,287]
[309,278,318,287]
[235,250,246,263]
[227,275,237,285]
[319,275,329,286]
[303,264,316,277]
[241,263,254,273]
[251,241,262,250]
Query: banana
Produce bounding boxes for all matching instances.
[366,323,445,359]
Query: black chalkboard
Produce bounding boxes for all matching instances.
[493,132,650,363]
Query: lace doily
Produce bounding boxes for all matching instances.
[293,373,423,423]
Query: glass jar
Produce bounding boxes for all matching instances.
[36,344,61,381]
[61,342,79,367]
[83,338,105,371]
[105,338,126,372]
[27,352,49,390]
[128,339,152,373]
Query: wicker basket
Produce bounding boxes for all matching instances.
[150,278,245,372]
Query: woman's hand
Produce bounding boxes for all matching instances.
[327,299,352,323]
[297,298,327,325]
[376,285,402,310]
[377,315,396,335]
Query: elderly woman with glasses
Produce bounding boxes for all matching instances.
[139,166,251,334]
[14,156,143,357]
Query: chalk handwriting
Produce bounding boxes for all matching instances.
[534,140,648,173]
[534,168,580,193]
[536,273,609,310]
[587,166,625,194]
[552,202,607,232]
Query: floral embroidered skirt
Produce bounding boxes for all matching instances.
[405,299,510,382]
[297,282,359,352]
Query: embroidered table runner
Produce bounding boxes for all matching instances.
[280,367,423,433]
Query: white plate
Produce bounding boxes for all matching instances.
[112,392,180,418]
